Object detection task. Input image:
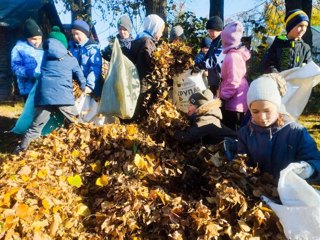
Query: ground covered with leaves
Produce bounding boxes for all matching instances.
[0,100,286,239]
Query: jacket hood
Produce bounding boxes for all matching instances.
[195,98,223,127]
[225,46,251,61]
[44,38,68,59]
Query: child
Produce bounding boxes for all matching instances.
[263,9,312,73]
[102,15,134,61]
[124,14,165,122]
[169,25,186,43]
[194,16,224,95]
[237,73,320,182]
[173,89,236,145]
[14,26,86,154]
[194,37,212,66]
[69,20,102,97]
[219,21,251,131]
[11,18,44,101]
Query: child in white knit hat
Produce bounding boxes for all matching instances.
[237,73,320,183]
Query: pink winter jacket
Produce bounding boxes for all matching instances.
[219,46,251,113]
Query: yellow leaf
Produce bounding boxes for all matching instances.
[91,161,102,173]
[49,213,62,237]
[21,175,30,182]
[67,175,82,188]
[96,174,109,187]
[71,150,80,158]
[16,203,29,220]
[42,199,53,210]
[37,170,47,179]
[77,204,91,217]
[61,156,67,163]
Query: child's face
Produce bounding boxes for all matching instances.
[154,23,165,42]
[207,29,221,40]
[250,100,279,127]
[27,36,42,48]
[287,21,308,40]
[201,47,209,54]
[118,26,130,39]
[72,29,88,44]
[187,103,197,116]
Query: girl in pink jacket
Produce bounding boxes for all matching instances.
[219,21,251,131]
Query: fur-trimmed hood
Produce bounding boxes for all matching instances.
[194,98,223,127]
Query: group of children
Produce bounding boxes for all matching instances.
[11,10,320,183]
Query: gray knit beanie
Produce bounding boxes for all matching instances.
[247,73,287,109]
[169,25,185,42]
[118,15,132,33]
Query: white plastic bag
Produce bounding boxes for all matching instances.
[172,69,207,113]
[98,38,140,119]
[262,164,320,240]
[75,94,99,122]
[280,61,320,119]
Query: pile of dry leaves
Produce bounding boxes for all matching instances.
[0,42,286,239]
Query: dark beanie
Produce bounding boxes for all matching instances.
[201,36,212,48]
[189,89,214,108]
[24,18,43,38]
[72,20,90,37]
[206,16,224,31]
[285,9,309,34]
[118,15,132,33]
[48,26,68,49]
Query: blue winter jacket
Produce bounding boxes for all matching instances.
[237,115,320,183]
[69,39,102,97]
[11,40,44,95]
[34,38,86,106]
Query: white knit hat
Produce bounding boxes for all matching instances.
[247,74,287,109]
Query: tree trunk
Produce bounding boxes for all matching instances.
[144,0,167,21]
[209,0,224,21]
[285,0,312,47]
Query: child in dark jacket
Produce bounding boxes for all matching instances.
[194,37,212,66]
[14,26,86,154]
[174,89,236,145]
[237,73,320,183]
[263,9,312,73]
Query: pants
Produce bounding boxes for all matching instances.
[19,105,78,150]
[221,109,245,131]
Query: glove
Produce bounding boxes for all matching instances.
[290,161,315,179]
[84,86,92,94]
[190,65,201,75]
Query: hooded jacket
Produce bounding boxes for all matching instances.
[174,98,236,144]
[11,40,44,95]
[69,39,102,97]
[220,46,251,113]
[35,38,86,106]
[263,35,312,73]
[237,115,320,183]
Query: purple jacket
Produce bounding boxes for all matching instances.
[219,46,250,112]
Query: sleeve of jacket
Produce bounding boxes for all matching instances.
[262,40,279,73]
[102,45,112,61]
[11,47,32,78]
[72,58,86,91]
[303,43,312,64]
[86,45,102,90]
[173,125,208,144]
[219,53,243,100]
[194,52,206,69]
[295,127,320,183]
[143,38,156,70]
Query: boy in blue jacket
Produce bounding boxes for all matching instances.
[69,20,102,97]
[11,18,44,101]
[14,26,86,154]
[237,73,320,183]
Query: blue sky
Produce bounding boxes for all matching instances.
[56,0,265,48]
